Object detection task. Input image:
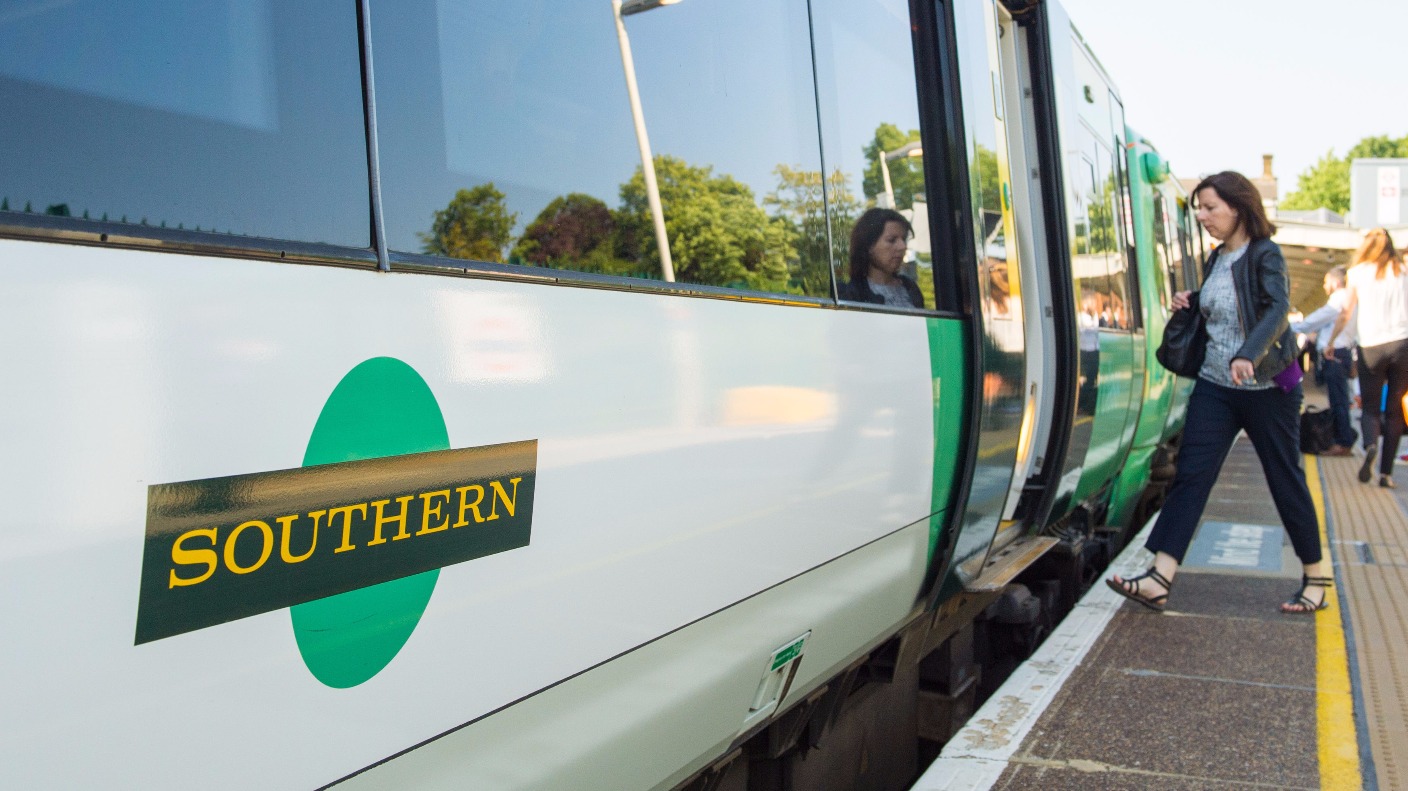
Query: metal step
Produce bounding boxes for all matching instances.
[963,535,1059,593]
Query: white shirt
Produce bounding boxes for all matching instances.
[1347,262,1408,348]
[1291,289,1356,351]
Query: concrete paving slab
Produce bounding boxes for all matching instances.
[1088,607,1314,688]
[1019,668,1318,788]
[1157,573,1307,620]
[993,761,1317,790]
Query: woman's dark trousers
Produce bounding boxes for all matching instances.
[1320,355,1358,447]
[1358,338,1408,475]
[1146,379,1322,565]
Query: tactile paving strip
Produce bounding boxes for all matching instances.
[1319,454,1408,789]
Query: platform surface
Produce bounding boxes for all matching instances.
[918,381,1408,790]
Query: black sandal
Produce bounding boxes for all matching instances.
[1282,575,1332,614]
[1106,567,1172,612]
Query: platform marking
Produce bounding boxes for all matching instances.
[908,513,1158,791]
[1182,521,1284,572]
[1305,455,1365,791]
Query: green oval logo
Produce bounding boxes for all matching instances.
[292,357,449,688]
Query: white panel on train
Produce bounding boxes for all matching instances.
[0,240,938,787]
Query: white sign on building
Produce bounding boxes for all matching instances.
[1379,167,1402,225]
[1351,159,1408,228]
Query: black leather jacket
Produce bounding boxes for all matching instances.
[839,273,924,308]
[1200,237,1296,382]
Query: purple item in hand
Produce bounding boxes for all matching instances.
[1273,359,1304,393]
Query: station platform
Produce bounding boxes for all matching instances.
[915,387,1408,790]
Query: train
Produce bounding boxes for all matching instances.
[0,0,1207,789]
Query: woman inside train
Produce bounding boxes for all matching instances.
[1326,227,1408,488]
[1107,171,1332,615]
[840,207,924,308]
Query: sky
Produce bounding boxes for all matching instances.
[1058,0,1408,194]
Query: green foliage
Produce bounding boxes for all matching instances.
[862,123,924,208]
[420,184,518,262]
[1087,171,1119,254]
[1347,135,1408,160]
[510,193,639,275]
[619,155,793,292]
[1279,150,1351,214]
[765,165,859,296]
[1281,134,1408,214]
[972,144,1001,215]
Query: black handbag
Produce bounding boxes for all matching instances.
[1156,292,1207,377]
[1299,406,1336,454]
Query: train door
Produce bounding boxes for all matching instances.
[1045,37,1141,513]
[991,3,1057,533]
[946,0,1030,582]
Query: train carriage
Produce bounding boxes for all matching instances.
[0,1,1202,789]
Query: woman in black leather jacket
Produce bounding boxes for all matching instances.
[1107,171,1331,615]
[839,208,925,308]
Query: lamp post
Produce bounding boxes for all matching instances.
[613,0,681,282]
[879,141,923,210]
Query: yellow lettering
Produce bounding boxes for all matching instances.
[452,485,486,526]
[277,513,318,564]
[488,477,522,520]
[328,503,367,553]
[417,490,452,536]
[368,495,415,545]
[224,520,274,575]
[169,527,219,588]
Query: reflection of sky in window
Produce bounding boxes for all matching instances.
[951,0,999,207]
[813,0,923,200]
[0,0,277,131]
[434,0,819,235]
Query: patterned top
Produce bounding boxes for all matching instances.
[1199,244,1273,389]
[868,278,915,308]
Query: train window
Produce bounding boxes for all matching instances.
[952,0,1023,332]
[1073,156,1106,333]
[812,0,935,310]
[371,0,829,299]
[1111,144,1141,330]
[1152,193,1176,310]
[0,1,369,248]
[1175,198,1203,290]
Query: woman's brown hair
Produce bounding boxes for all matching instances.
[1352,227,1405,279]
[1193,171,1276,241]
[848,207,913,283]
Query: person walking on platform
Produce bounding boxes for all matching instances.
[1327,228,1408,488]
[1292,265,1357,455]
[1107,172,1331,615]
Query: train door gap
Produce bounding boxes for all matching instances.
[994,0,1056,529]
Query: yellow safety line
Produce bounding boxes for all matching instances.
[1304,455,1364,790]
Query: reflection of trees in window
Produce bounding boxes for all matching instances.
[972,143,1000,216]
[1085,175,1118,254]
[420,184,517,263]
[509,193,639,277]
[619,155,792,293]
[766,164,859,296]
[862,123,924,208]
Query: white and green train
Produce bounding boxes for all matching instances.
[1,1,1206,788]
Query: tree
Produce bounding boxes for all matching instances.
[619,155,794,292]
[1347,135,1408,160]
[1280,134,1408,214]
[420,184,517,262]
[862,123,924,209]
[1279,150,1351,214]
[972,144,1001,217]
[764,165,860,296]
[510,193,638,275]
